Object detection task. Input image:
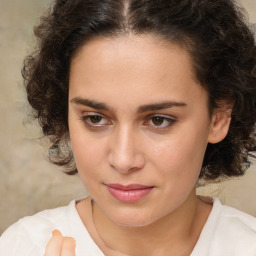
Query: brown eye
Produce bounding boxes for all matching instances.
[145,115,176,130]
[151,116,165,126]
[81,113,111,128]
[89,115,102,124]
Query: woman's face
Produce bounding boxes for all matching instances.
[68,35,221,227]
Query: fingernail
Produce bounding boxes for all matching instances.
[52,229,62,236]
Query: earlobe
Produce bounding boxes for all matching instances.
[208,108,232,144]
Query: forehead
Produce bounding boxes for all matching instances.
[69,34,207,111]
[71,34,195,77]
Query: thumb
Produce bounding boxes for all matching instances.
[44,229,64,256]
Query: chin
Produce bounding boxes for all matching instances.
[107,208,158,228]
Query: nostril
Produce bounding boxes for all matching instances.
[109,151,145,174]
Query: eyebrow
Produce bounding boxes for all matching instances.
[137,101,187,113]
[70,97,111,111]
[70,97,187,113]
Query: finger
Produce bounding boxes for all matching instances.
[44,229,64,256]
[61,237,76,256]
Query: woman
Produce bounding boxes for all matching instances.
[0,0,256,255]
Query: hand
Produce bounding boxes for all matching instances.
[44,229,76,256]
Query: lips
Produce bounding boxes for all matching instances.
[106,183,154,203]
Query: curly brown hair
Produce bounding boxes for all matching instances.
[22,0,256,180]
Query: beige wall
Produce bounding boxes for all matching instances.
[0,0,255,234]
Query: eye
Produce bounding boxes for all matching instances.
[145,115,176,129]
[89,115,104,124]
[151,116,166,126]
[80,113,111,128]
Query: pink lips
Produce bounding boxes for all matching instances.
[106,184,154,203]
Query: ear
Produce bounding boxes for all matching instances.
[208,106,232,144]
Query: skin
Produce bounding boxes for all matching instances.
[46,34,231,255]
[44,230,76,256]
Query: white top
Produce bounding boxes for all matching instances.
[0,198,256,256]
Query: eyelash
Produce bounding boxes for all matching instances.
[80,113,176,130]
[144,114,176,130]
[80,113,111,129]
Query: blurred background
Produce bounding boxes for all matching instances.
[0,0,256,234]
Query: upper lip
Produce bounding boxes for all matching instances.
[106,184,154,190]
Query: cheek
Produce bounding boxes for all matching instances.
[69,122,106,176]
[72,138,104,169]
[71,136,105,192]
[151,126,208,180]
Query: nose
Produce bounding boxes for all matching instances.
[108,126,145,174]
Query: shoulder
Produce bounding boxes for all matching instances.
[220,202,256,226]
[193,197,256,256]
[217,199,256,233]
[210,198,256,255]
[0,201,75,256]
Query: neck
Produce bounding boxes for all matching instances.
[90,191,211,256]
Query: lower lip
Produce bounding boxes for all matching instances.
[107,186,154,203]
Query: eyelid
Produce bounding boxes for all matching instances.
[144,114,176,129]
[145,113,176,120]
[80,112,112,128]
